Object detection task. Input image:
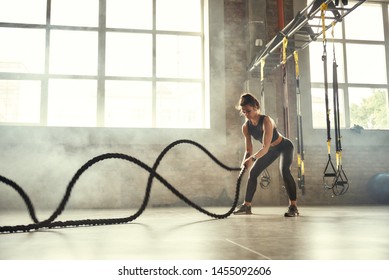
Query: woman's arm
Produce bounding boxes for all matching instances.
[241,123,253,168]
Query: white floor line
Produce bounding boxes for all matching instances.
[225,238,272,260]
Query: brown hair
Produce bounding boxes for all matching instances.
[236,93,260,113]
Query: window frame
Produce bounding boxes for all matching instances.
[0,0,226,145]
[307,0,389,132]
[0,0,212,130]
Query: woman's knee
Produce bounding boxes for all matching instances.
[248,166,262,179]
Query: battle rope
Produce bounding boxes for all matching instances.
[0,139,245,234]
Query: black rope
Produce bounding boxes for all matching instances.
[0,139,245,234]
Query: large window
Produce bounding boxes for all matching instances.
[308,1,389,130]
[0,0,209,128]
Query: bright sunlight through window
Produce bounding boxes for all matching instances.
[309,1,389,130]
[0,0,209,128]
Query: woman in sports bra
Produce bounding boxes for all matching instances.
[234,93,299,217]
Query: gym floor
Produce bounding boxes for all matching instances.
[1,205,389,260]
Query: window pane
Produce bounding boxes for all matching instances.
[106,32,152,77]
[0,0,209,130]
[345,3,384,41]
[349,87,388,129]
[49,30,98,75]
[311,87,345,129]
[106,0,152,29]
[105,80,152,127]
[48,79,97,127]
[309,42,345,83]
[51,0,98,27]
[0,80,41,123]
[156,82,203,128]
[0,28,45,73]
[157,35,202,79]
[0,0,46,24]
[156,0,202,32]
[346,44,387,84]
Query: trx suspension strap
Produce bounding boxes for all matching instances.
[331,23,349,195]
[321,3,337,189]
[259,58,271,189]
[282,36,290,138]
[293,51,305,195]
[260,58,266,116]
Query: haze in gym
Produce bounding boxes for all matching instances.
[0,0,388,262]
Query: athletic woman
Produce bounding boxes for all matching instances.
[234,93,299,217]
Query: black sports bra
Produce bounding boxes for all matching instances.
[246,115,280,143]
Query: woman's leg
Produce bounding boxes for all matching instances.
[245,149,279,203]
[278,138,299,216]
[278,138,297,201]
[234,149,280,215]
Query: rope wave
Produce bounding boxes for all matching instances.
[0,139,245,234]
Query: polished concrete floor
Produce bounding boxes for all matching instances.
[1,206,389,260]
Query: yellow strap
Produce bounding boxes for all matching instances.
[297,155,305,174]
[260,58,266,82]
[282,37,288,65]
[293,51,299,79]
[331,21,336,39]
[327,140,331,155]
[336,151,342,168]
[331,21,337,61]
[320,3,327,42]
[301,160,305,174]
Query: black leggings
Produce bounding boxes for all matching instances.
[245,138,297,202]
